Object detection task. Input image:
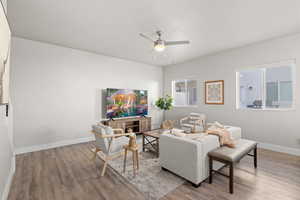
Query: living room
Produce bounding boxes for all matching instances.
[1,0,300,200]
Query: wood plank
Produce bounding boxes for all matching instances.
[8,143,300,200]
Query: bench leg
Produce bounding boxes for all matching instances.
[209,157,213,184]
[229,163,234,194]
[254,145,257,168]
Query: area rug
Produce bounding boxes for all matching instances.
[108,151,185,200]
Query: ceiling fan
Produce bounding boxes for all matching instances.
[139,31,190,52]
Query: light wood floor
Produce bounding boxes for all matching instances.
[8,142,300,200]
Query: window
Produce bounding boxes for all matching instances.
[172,80,197,106]
[237,61,295,110]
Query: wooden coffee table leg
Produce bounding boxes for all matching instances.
[157,138,159,157]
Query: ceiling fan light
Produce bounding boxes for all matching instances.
[154,43,165,52]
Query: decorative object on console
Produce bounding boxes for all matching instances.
[0,1,11,106]
[180,113,206,133]
[155,95,173,111]
[205,80,224,104]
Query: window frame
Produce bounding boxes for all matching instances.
[172,79,198,107]
[236,60,296,111]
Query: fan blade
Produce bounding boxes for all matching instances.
[139,33,154,42]
[165,40,190,46]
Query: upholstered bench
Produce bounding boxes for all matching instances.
[208,139,257,194]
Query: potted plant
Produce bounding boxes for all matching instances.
[155,95,174,131]
[155,95,173,111]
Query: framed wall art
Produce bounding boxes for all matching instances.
[205,80,224,104]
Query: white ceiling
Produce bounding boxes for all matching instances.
[7,0,300,66]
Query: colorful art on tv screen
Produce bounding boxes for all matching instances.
[106,88,148,118]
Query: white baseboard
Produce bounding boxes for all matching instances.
[1,155,15,200]
[259,142,300,156]
[14,136,95,155]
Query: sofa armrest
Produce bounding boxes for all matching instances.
[159,134,220,184]
[159,134,204,184]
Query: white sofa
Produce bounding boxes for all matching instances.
[159,126,241,186]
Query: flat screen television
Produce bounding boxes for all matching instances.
[106,88,148,119]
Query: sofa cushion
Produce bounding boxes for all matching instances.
[173,132,187,137]
[208,139,257,162]
[110,136,129,153]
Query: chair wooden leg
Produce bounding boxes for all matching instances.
[132,151,136,176]
[101,158,108,176]
[209,157,213,184]
[254,145,257,168]
[123,149,127,173]
[229,163,234,194]
[136,151,139,170]
[92,148,101,160]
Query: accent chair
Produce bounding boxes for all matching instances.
[91,123,133,176]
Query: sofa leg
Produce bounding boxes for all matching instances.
[209,157,213,184]
[192,182,201,188]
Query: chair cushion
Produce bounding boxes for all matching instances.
[208,139,257,162]
[92,124,129,154]
[92,124,105,134]
[110,136,129,153]
[94,123,113,135]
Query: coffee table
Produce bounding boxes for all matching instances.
[142,129,166,157]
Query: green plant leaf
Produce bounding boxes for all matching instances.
[155,95,173,111]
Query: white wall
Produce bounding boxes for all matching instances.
[164,33,300,154]
[0,1,14,200]
[11,37,163,151]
